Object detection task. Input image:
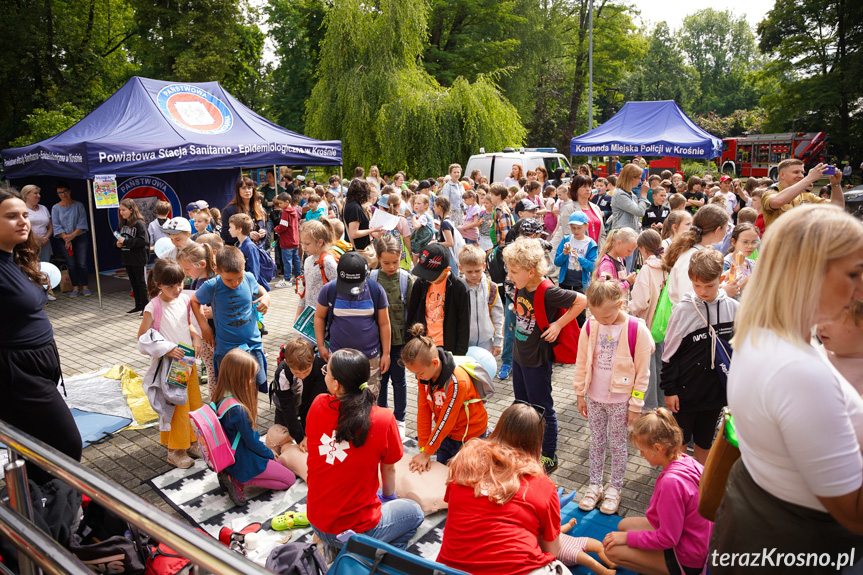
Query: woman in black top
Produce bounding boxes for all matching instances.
[342,179,382,250]
[220,177,267,246]
[0,187,81,483]
[116,199,149,314]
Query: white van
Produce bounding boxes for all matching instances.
[465,148,572,185]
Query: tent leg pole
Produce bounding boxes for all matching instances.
[87,179,103,310]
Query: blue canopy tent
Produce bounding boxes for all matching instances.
[570,100,722,159]
[1,76,342,306]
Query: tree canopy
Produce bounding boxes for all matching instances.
[304,0,524,176]
[3,0,861,164]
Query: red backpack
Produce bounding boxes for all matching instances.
[534,279,581,364]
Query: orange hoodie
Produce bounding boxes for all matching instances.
[417,350,488,455]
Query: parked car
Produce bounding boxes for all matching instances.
[845,186,863,219]
[466,148,572,185]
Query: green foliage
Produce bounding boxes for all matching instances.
[0,0,137,148]
[423,0,524,87]
[128,0,268,109]
[9,104,87,148]
[691,109,766,138]
[756,0,863,157]
[266,0,328,132]
[620,22,696,109]
[680,160,713,180]
[305,0,524,176]
[679,8,764,115]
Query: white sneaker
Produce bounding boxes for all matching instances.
[397,420,407,441]
[46,292,56,301]
[275,279,289,288]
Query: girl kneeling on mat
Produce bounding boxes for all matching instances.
[602,408,711,575]
[306,349,424,551]
[214,349,296,507]
[438,403,617,575]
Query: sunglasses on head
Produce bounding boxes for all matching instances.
[514,399,546,419]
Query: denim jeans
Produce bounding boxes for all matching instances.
[512,359,557,458]
[436,430,488,465]
[312,498,424,551]
[501,296,516,366]
[378,344,406,421]
[62,234,89,288]
[280,247,301,280]
[214,347,268,393]
[624,249,637,273]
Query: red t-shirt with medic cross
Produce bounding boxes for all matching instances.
[437,473,561,574]
[306,394,404,535]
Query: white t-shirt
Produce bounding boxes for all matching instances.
[28,204,51,238]
[144,293,192,346]
[729,329,863,511]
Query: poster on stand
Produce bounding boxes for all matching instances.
[94,174,120,209]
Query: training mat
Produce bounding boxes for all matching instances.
[146,437,448,565]
[63,367,135,421]
[561,501,637,575]
[71,408,133,447]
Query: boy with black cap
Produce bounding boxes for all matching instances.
[314,252,391,397]
[405,243,470,356]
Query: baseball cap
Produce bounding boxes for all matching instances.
[719,175,732,182]
[336,252,369,295]
[515,199,538,213]
[296,175,306,182]
[411,243,450,282]
[520,218,544,237]
[196,200,209,209]
[569,212,589,225]
[416,180,432,192]
[162,217,192,235]
[186,202,199,212]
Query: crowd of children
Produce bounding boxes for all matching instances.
[121,163,812,573]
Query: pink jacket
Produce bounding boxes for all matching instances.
[596,254,630,291]
[627,454,713,570]
[630,256,666,328]
[572,315,654,413]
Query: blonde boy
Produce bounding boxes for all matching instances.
[459,244,504,356]
[502,238,586,472]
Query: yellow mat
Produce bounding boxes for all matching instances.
[102,365,158,429]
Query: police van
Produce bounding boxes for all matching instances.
[465,148,572,184]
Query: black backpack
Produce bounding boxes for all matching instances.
[485,244,507,285]
[265,542,327,575]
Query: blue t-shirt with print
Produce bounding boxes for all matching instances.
[305,206,327,222]
[317,281,388,357]
[195,272,262,356]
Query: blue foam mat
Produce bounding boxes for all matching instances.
[70,408,132,447]
[561,500,638,575]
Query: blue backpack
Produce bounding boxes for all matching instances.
[252,241,277,283]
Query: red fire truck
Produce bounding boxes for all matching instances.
[719,132,828,181]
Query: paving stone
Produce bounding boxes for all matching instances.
[49,276,659,526]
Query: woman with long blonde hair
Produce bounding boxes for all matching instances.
[711,205,863,570]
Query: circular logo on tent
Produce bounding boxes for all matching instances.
[157,84,233,135]
[106,177,181,232]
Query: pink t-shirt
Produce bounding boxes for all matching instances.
[588,322,630,404]
[460,205,481,241]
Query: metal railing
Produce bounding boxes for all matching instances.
[0,420,274,575]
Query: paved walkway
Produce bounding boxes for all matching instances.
[47,279,658,521]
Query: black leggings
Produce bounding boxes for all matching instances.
[125,265,148,310]
[0,341,81,484]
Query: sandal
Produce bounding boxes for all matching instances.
[600,486,621,515]
[579,484,603,512]
[271,511,310,531]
